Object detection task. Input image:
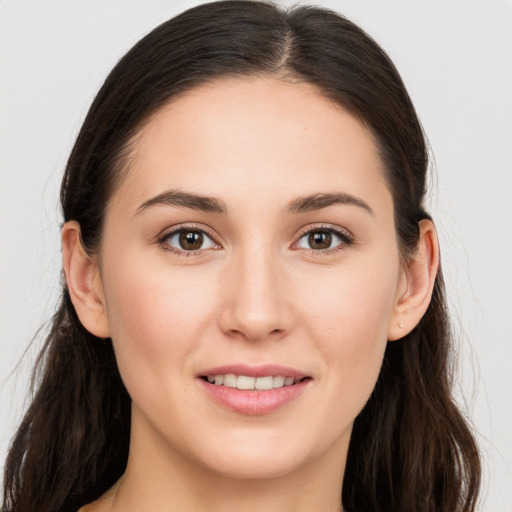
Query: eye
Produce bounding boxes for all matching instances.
[161,228,217,253]
[295,227,353,252]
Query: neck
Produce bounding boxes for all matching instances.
[107,411,349,512]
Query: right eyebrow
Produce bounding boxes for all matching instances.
[135,189,228,215]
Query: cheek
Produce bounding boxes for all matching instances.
[296,257,399,405]
[300,260,398,339]
[101,256,218,387]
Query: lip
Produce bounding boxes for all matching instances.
[199,363,307,379]
[197,364,311,415]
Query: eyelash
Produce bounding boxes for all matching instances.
[156,223,355,257]
[157,224,220,257]
[293,224,355,255]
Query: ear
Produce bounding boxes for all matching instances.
[388,219,439,341]
[61,221,110,338]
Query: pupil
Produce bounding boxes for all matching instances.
[309,231,332,250]
[179,231,203,250]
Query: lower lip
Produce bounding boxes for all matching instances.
[198,378,311,415]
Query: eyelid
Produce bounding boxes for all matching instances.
[156,223,222,254]
[155,222,354,256]
[291,223,355,252]
[294,223,354,239]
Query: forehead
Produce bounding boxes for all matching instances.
[113,76,390,213]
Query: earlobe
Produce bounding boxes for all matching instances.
[61,221,110,338]
[388,219,439,341]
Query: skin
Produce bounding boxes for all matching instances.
[64,77,438,512]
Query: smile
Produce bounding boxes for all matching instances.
[202,374,303,390]
[198,366,312,415]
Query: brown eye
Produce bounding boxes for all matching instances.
[179,230,204,250]
[295,228,351,252]
[308,231,332,250]
[163,229,216,252]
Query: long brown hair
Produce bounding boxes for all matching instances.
[3,2,480,511]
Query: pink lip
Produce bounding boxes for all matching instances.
[199,363,307,379]
[196,364,311,415]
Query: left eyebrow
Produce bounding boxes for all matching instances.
[287,192,374,216]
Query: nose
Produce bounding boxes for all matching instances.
[217,247,292,342]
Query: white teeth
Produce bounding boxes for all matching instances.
[255,376,273,390]
[223,373,237,388]
[236,375,255,389]
[208,374,300,390]
[273,375,285,387]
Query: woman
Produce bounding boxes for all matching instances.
[2,1,481,511]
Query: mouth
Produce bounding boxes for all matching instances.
[200,374,310,390]
[197,365,312,415]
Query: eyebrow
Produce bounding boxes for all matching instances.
[136,189,373,216]
[136,189,228,215]
[287,192,373,216]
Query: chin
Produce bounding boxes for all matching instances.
[200,450,309,481]
[183,425,337,482]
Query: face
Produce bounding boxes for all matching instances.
[96,77,405,480]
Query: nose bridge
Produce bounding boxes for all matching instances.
[219,241,289,341]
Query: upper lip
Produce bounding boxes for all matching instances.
[198,364,308,379]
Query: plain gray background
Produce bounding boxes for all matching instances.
[1,1,511,510]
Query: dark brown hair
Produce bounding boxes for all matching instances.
[3,2,480,511]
